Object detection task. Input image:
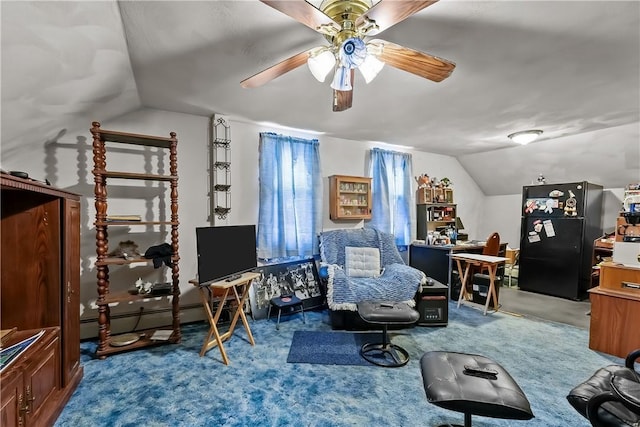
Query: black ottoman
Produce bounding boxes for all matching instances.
[420,351,534,426]
[357,301,419,367]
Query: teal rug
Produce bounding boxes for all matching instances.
[287,331,379,366]
[55,303,620,426]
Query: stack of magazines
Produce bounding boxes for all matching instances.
[0,329,45,373]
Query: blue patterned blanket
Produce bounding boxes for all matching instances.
[319,228,426,311]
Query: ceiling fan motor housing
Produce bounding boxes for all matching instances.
[320,0,374,45]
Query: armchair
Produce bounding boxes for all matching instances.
[567,348,640,426]
[319,227,426,329]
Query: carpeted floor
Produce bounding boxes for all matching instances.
[55,303,620,427]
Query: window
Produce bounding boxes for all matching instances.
[257,132,322,260]
[368,148,413,247]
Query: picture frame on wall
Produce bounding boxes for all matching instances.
[249,258,323,320]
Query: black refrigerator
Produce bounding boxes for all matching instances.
[518,181,603,300]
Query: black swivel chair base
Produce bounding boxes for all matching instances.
[357,301,419,368]
[360,324,411,367]
[433,412,471,427]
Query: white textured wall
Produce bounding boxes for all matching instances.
[0,104,633,338]
[1,106,484,337]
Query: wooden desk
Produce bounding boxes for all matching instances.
[189,272,260,365]
[452,253,508,315]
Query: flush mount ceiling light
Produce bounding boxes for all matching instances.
[508,130,543,145]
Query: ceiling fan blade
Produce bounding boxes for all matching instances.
[356,0,439,36]
[332,89,353,112]
[371,39,455,82]
[332,69,355,112]
[241,48,315,88]
[260,0,341,35]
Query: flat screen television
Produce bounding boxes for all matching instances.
[196,225,257,285]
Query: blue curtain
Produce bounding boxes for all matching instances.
[257,132,322,260]
[368,148,413,247]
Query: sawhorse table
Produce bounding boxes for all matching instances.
[190,272,260,365]
[450,253,508,315]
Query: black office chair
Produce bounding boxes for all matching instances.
[567,348,640,426]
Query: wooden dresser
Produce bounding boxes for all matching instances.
[1,174,83,426]
[588,262,640,358]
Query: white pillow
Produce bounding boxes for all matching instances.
[344,247,381,278]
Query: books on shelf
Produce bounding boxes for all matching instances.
[106,214,142,221]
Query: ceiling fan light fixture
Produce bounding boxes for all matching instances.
[358,54,385,84]
[330,66,352,91]
[307,49,336,82]
[508,129,543,145]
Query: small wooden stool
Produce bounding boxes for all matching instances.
[268,295,305,330]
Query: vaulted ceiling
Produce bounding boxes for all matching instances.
[2,1,639,195]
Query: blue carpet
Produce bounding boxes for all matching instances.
[55,303,622,427]
[287,331,380,366]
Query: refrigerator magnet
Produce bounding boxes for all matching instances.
[528,233,541,243]
[525,199,537,214]
[544,199,555,213]
[564,194,577,216]
[543,219,556,237]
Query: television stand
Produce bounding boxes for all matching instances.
[188,272,260,365]
[225,274,243,282]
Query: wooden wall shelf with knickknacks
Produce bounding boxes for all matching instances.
[329,175,372,220]
[417,187,454,204]
[415,175,454,204]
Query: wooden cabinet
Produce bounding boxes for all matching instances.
[62,199,81,385]
[329,175,372,220]
[588,263,640,358]
[1,174,83,425]
[1,328,64,427]
[90,122,181,358]
[416,203,457,240]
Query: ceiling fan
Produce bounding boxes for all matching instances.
[240,0,456,112]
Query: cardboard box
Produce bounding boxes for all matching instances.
[505,248,519,265]
[612,242,640,268]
